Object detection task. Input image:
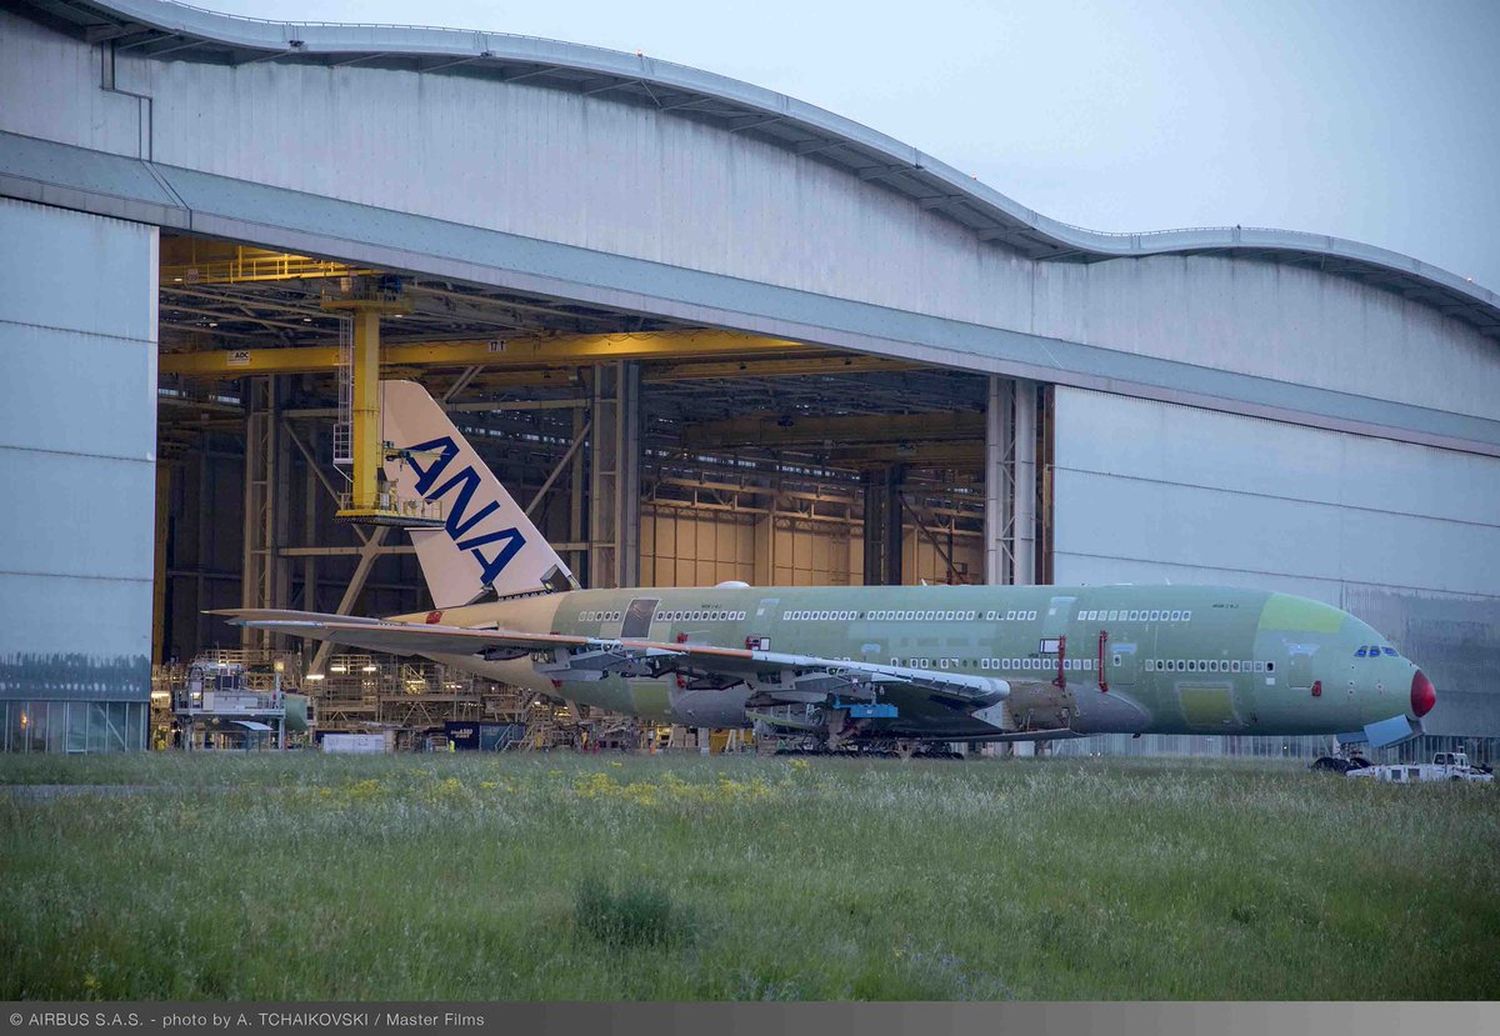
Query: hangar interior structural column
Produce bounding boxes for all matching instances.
[983,376,1042,587]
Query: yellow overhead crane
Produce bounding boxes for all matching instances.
[158,329,822,377]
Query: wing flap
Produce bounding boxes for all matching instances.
[215,609,1009,708]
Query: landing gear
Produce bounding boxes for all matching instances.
[1311,740,1374,774]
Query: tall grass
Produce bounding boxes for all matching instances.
[1,753,1495,1000]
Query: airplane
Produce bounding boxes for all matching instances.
[219,380,1438,753]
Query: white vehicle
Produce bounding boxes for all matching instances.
[1347,751,1494,783]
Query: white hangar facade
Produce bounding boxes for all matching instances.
[1,0,1497,753]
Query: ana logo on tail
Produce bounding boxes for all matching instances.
[404,435,526,588]
[382,378,575,606]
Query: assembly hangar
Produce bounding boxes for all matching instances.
[2,0,1498,757]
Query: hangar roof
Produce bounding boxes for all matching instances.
[14,0,1500,339]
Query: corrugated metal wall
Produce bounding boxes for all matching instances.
[640,506,984,588]
[1051,387,1500,736]
[0,197,156,726]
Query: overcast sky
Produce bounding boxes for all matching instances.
[200,0,1500,291]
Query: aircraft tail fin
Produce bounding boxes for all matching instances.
[380,379,577,608]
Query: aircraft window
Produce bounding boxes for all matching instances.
[1266,662,1274,672]
[1187,661,1197,672]
[1231,661,1241,673]
[1183,611,1192,622]
[1382,647,1398,657]
[1167,610,1178,621]
[1355,646,1368,657]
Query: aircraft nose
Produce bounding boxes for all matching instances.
[1410,670,1436,718]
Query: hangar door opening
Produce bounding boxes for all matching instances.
[147,235,1035,746]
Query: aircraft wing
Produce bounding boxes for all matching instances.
[214,609,1010,706]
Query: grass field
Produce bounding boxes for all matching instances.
[2,752,1496,1001]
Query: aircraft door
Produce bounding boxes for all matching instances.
[1042,596,1077,686]
[621,598,659,639]
[1110,640,1140,688]
[1043,596,1077,638]
[1284,645,1315,692]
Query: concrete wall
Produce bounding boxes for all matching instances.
[0,197,156,705]
[641,506,983,588]
[1051,387,1500,734]
[2,7,1496,425]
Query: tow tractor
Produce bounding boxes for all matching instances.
[1346,751,1494,784]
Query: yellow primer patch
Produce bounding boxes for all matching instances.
[1258,594,1344,634]
[1179,685,1238,727]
